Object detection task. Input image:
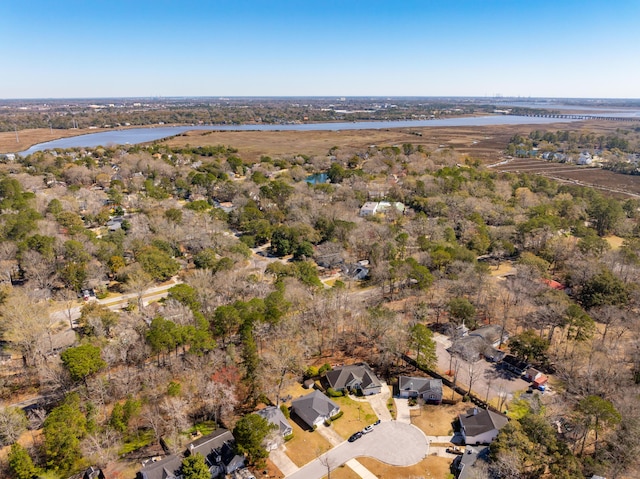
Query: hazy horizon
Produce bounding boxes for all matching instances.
[2,0,639,99]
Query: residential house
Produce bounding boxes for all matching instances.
[137,454,183,479]
[106,216,124,231]
[458,408,508,445]
[453,446,489,479]
[291,390,340,428]
[256,406,293,438]
[398,376,443,404]
[469,325,508,348]
[500,355,530,376]
[448,325,508,363]
[185,429,245,477]
[359,202,379,217]
[448,335,494,363]
[324,363,382,396]
[83,467,106,479]
[137,428,244,479]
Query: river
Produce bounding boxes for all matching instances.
[18,115,581,156]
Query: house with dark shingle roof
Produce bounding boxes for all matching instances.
[398,376,443,404]
[136,428,244,479]
[256,406,293,437]
[453,445,489,479]
[291,390,340,428]
[136,454,183,479]
[324,363,382,396]
[458,408,508,445]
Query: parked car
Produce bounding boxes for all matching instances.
[362,425,374,434]
[348,432,363,442]
[446,446,463,455]
[373,419,381,426]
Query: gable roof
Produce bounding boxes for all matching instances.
[459,408,508,437]
[469,325,507,345]
[137,455,183,479]
[324,363,381,391]
[291,390,339,426]
[398,376,442,396]
[187,428,234,458]
[256,406,293,435]
[448,335,492,362]
[456,445,489,479]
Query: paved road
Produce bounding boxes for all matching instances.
[285,421,428,479]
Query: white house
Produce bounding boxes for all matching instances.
[359,202,379,217]
[458,408,508,445]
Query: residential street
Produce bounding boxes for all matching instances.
[284,421,428,479]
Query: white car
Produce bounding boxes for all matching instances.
[362,425,374,434]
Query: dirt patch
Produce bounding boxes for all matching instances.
[605,235,625,250]
[410,403,469,437]
[358,454,453,479]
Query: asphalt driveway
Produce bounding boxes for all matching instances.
[285,421,428,479]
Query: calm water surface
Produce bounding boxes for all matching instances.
[18,115,581,156]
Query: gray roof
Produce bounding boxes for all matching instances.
[187,428,234,458]
[459,408,509,437]
[325,363,381,391]
[398,376,442,396]
[456,446,489,479]
[469,325,507,345]
[291,390,339,427]
[137,455,183,479]
[256,406,293,435]
[448,335,492,362]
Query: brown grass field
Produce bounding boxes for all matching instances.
[0,127,112,154]
[358,455,453,479]
[410,402,469,437]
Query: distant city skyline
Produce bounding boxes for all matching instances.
[1,0,639,99]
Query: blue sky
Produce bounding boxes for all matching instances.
[1,0,638,99]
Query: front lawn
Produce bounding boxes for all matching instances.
[410,403,469,437]
[330,395,377,439]
[284,419,332,467]
[358,455,453,479]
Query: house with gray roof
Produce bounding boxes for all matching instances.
[137,428,244,479]
[458,408,508,445]
[256,406,293,437]
[453,445,489,479]
[137,454,183,479]
[398,376,443,404]
[291,390,340,428]
[324,363,382,396]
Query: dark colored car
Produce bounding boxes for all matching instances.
[373,419,381,426]
[348,432,363,442]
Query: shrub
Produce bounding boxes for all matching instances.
[280,404,290,419]
[318,363,332,375]
[330,411,343,421]
[305,366,319,378]
[284,433,294,442]
[326,388,343,398]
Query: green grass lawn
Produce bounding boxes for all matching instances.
[330,395,377,439]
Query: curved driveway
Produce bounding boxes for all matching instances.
[285,421,428,479]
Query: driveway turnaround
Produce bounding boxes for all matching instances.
[285,421,428,479]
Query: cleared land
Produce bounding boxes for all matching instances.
[494,157,640,198]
